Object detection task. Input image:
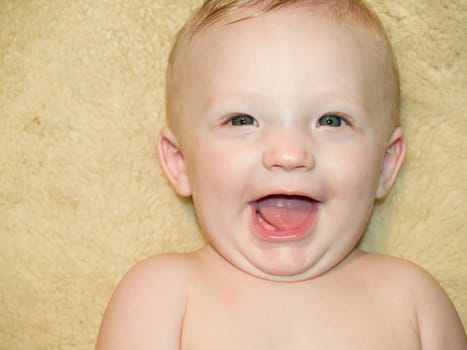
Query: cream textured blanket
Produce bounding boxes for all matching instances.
[1,1,465,348]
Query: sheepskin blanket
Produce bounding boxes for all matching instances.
[0,1,465,348]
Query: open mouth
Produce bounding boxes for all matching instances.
[251,194,320,242]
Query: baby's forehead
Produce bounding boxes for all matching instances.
[189,7,381,69]
[189,13,384,100]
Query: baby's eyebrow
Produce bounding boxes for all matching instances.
[310,90,371,116]
[201,89,372,122]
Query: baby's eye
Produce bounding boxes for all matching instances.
[228,114,258,126]
[317,114,347,127]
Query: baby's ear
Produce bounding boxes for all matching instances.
[376,127,405,199]
[157,128,192,197]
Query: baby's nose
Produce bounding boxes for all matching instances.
[262,128,314,171]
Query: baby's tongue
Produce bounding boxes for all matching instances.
[257,196,314,230]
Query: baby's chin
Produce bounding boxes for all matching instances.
[223,247,364,283]
[240,261,324,282]
[199,242,360,282]
[227,250,335,283]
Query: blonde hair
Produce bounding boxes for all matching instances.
[165,0,400,136]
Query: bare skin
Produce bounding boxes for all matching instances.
[96,6,466,349]
[96,246,466,349]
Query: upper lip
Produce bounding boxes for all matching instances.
[250,191,320,204]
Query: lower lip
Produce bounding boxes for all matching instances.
[250,203,319,242]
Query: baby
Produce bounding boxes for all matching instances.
[96,0,467,349]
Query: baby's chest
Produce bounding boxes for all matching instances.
[180,289,420,350]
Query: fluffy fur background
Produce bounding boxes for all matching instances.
[0,0,465,348]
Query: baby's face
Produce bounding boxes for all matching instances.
[170,8,397,281]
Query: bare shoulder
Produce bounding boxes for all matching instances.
[95,252,200,350]
[357,253,467,349]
